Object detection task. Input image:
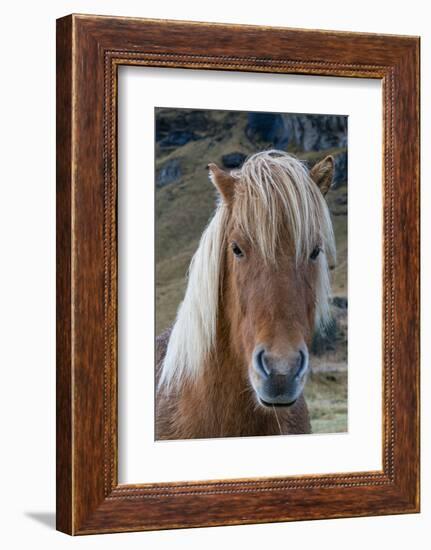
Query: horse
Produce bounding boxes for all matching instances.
[155,150,336,440]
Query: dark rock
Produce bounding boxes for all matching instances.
[283,114,347,152]
[333,151,348,188]
[159,131,198,149]
[332,296,348,309]
[335,193,348,206]
[285,116,319,151]
[156,159,181,188]
[156,109,209,141]
[311,318,338,356]
[246,113,290,149]
[185,110,210,132]
[222,152,247,169]
[246,112,348,154]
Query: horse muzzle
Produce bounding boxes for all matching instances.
[250,344,309,407]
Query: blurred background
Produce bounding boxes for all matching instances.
[155,107,348,434]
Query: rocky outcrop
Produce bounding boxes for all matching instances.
[333,151,347,187]
[156,108,239,149]
[332,296,348,309]
[222,152,247,169]
[156,109,209,141]
[158,131,198,149]
[311,318,338,356]
[285,114,347,152]
[311,297,347,356]
[155,109,348,189]
[246,113,290,149]
[246,112,347,153]
[156,158,182,188]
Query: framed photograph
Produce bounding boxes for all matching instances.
[56,14,420,534]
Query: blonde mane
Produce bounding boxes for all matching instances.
[159,150,336,391]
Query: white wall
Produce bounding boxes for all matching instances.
[0,0,428,548]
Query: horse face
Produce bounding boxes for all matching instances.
[225,230,319,407]
[208,155,334,409]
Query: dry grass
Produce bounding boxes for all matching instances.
[305,368,348,433]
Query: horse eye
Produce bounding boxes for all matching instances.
[310,246,321,260]
[231,242,244,258]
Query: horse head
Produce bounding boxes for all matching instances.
[208,151,335,409]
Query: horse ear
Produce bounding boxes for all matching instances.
[207,163,236,204]
[310,155,334,196]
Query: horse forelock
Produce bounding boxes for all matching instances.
[232,150,336,265]
[158,150,336,392]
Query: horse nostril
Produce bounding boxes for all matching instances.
[295,350,307,378]
[255,349,270,378]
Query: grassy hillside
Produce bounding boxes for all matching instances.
[155,108,348,434]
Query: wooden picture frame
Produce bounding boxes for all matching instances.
[56,14,420,535]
